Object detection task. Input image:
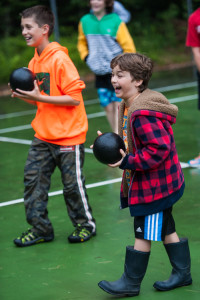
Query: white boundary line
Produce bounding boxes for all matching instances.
[0,162,192,208]
[0,124,32,134]
[0,84,197,208]
[0,109,37,120]
[0,178,122,207]
[0,81,197,120]
[0,136,32,145]
[0,136,93,153]
[0,99,100,120]
[0,111,106,134]
[0,93,197,134]
[0,98,100,121]
[169,94,197,104]
[154,81,197,92]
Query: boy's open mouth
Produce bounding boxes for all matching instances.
[25,36,32,41]
[115,86,122,92]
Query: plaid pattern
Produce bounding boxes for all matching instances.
[120,109,184,206]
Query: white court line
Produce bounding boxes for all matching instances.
[0,178,122,207]
[0,93,197,134]
[0,86,197,208]
[0,124,32,134]
[0,162,191,208]
[87,111,106,119]
[0,111,106,134]
[154,81,197,92]
[0,81,197,120]
[0,99,100,120]
[0,136,191,164]
[84,98,99,105]
[0,109,37,120]
[0,136,93,153]
[0,136,32,145]
[169,94,197,104]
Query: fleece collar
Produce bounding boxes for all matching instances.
[118,88,178,138]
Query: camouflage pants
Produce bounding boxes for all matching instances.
[24,137,96,236]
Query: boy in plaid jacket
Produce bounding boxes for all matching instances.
[98,53,192,297]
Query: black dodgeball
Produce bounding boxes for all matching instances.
[9,67,36,92]
[93,132,126,164]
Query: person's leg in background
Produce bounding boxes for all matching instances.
[187,70,200,166]
[98,88,121,133]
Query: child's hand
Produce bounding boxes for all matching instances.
[108,149,126,168]
[10,80,40,100]
[90,130,102,149]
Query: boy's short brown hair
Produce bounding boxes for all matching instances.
[105,0,114,13]
[111,53,153,92]
[20,5,54,37]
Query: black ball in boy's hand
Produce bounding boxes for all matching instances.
[9,67,36,92]
[93,132,126,164]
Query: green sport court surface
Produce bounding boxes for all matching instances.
[0,66,200,300]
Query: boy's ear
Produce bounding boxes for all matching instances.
[135,79,143,87]
[43,24,50,35]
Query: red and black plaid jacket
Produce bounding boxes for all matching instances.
[118,89,185,216]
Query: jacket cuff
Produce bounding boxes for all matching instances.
[119,155,129,169]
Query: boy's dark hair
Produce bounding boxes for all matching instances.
[20,5,54,37]
[105,0,114,13]
[111,53,153,92]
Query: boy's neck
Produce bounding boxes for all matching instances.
[36,39,50,56]
[94,10,106,20]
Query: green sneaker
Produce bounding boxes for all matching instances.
[68,224,96,243]
[14,229,54,247]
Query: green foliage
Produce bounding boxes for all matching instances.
[0,33,90,85]
[0,36,34,83]
[0,0,195,84]
[128,1,190,66]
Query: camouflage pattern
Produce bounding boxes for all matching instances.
[24,137,96,236]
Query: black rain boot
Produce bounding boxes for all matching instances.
[153,238,192,291]
[98,246,150,297]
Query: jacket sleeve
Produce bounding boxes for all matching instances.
[116,22,136,53]
[114,1,131,23]
[120,115,172,171]
[77,22,89,61]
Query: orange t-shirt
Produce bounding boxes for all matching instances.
[28,42,88,146]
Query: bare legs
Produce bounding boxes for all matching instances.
[164,232,180,244]
[134,232,180,253]
[104,102,119,133]
[134,238,151,252]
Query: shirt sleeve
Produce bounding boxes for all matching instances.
[77,22,89,60]
[56,55,85,101]
[186,14,200,47]
[116,22,136,53]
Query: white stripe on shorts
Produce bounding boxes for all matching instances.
[144,212,163,241]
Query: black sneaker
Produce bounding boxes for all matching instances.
[14,229,54,247]
[68,224,96,243]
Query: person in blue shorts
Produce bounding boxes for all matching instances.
[78,0,136,133]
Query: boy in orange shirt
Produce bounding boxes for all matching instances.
[11,5,96,247]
